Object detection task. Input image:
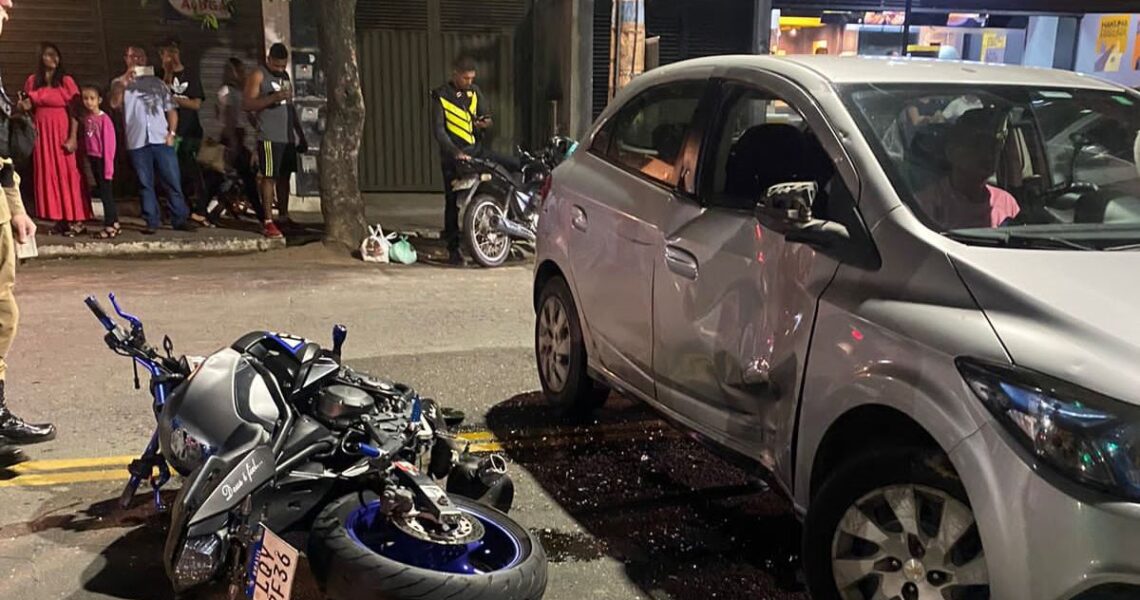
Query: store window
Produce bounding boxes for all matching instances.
[702,86,837,213]
[594,81,706,187]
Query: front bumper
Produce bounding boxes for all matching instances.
[952,422,1140,600]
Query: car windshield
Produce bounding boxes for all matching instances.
[842,84,1140,250]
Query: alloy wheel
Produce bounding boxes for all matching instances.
[537,294,571,393]
[831,484,989,600]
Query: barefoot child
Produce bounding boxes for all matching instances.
[82,85,118,238]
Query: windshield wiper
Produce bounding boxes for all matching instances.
[943,229,1097,251]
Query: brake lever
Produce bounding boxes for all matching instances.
[109,293,145,339]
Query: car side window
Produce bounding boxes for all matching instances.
[702,86,838,212]
[597,82,706,187]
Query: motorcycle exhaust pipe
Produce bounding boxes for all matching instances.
[446,454,515,514]
[495,218,536,243]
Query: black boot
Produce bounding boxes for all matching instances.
[447,248,464,266]
[0,441,26,468]
[0,381,56,444]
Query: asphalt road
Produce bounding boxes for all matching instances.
[0,246,808,600]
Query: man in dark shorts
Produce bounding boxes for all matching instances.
[244,43,307,238]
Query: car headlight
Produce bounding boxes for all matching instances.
[958,358,1140,501]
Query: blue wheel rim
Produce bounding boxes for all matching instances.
[345,499,524,575]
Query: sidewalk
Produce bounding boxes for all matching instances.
[27,193,446,260]
[32,218,285,259]
[293,192,443,238]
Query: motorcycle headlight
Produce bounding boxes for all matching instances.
[171,533,224,591]
[958,358,1140,501]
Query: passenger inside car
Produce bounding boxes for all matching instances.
[914,108,1021,229]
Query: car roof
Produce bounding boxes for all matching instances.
[667,54,1125,91]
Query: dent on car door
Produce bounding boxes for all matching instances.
[652,81,849,478]
[564,81,709,399]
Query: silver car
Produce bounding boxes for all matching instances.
[532,55,1140,600]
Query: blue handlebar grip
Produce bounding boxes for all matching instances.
[332,324,347,355]
[85,296,115,331]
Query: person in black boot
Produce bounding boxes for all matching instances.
[0,381,54,444]
[0,0,49,466]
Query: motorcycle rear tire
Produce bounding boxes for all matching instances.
[308,491,547,600]
[463,194,512,268]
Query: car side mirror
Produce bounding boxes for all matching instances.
[755,180,864,261]
[755,181,818,233]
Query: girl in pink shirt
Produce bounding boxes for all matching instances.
[81,85,119,238]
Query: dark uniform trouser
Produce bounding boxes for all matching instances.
[439,147,522,253]
[0,218,17,382]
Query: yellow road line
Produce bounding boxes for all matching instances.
[0,425,650,488]
[0,432,507,488]
[9,455,135,474]
[0,469,130,488]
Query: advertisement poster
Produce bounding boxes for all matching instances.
[1094,14,1130,72]
[608,0,645,100]
[980,32,1007,64]
[864,12,906,26]
[1133,20,1140,72]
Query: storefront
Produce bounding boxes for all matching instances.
[769,7,1140,88]
[0,0,267,204]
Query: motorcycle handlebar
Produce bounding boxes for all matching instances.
[85,296,117,332]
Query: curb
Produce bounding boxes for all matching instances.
[35,236,287,259]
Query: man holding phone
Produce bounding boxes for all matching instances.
[244,43,307,239]
[110,45,194,234]
[431,56,517,265]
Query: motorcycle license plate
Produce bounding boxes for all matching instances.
[247,526,299,600]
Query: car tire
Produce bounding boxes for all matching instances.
[802,446,990,600]
[535,275,610,412]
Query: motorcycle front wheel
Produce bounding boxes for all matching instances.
[308,491,547,600]
[463,194,512,268]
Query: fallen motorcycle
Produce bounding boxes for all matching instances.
[455,135,577,268]
[85,293,546,600]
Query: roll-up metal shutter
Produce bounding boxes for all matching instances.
[0,0,106,99]
[356,0,530,192]
[99,0,265,143]
[356,0,429,30]
[592,0,612,119]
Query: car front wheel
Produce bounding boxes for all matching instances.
[803,447,990,600]
[535,276,609,412]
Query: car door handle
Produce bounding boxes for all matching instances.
[664,245,698,280]
[571,205,587,232]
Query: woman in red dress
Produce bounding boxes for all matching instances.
[19,43,89,236]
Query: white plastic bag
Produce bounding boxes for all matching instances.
[360,224,390,263]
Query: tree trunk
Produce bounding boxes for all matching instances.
[317,0,368,252]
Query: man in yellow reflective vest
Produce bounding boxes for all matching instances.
[431,55,516,265]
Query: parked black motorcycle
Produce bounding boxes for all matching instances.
[85,293,546,600]
[455,136,577,268]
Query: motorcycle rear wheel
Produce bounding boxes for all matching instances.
[463,194,512,268]
[308,491,547,600]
